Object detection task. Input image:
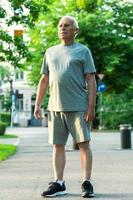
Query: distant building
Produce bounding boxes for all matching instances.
[0,0,47,127]
[1,69,44,127]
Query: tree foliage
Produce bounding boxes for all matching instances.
[26,0,133,94]
[0,0,40,70]
[1,0,133,92]
[8,0,40,27]
[1,0,133,129]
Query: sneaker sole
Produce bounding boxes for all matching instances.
[41,190,67,197]
[82,193,95,198]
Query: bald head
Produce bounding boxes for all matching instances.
[59,16,79,29]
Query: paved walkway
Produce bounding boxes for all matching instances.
[0,127,133,200]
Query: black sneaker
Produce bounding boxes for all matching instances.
[81,180,95,198]
[41,181,67,197]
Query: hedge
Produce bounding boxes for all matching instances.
[0,121,7,135]
[0,112,11,126]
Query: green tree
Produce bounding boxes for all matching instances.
[77,0,133,93]
[27,0,133,94]
[0,0,40,70]
[25,0,133,129]
[0,66,11,80]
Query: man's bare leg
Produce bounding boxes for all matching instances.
[78,141,92,180]
[78,141,94,197]
[41,144,66,197]
[53,144,66,180]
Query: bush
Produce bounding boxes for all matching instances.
[101,111,133,130]
[0,112,11,126]
[0,121,7,135]
[97,92,133,130]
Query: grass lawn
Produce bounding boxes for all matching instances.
[0,144,17,161]
[0,134,18,139]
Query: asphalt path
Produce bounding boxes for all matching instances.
[0,127,133,200]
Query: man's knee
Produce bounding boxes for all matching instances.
[78,141,90,150]
[53,144,65,151]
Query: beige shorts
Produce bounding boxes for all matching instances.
[48,111,91,145]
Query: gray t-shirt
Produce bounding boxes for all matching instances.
[41,42,96,111]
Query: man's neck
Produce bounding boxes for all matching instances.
[61,38,75,46]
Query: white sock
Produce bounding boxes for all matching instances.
[56,179,64,186]
[83,179,92,184]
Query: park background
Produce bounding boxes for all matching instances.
[0,2,133,199]
[0,0,133,133]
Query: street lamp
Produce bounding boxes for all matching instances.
[8,79,16,128]
[97,73,106,130]
[0,80,3,121]
[9,79,13,95]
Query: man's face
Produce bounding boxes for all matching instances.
[58,17,76,40]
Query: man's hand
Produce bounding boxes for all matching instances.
[34,105,42,120]
[84,106,95,122]
[34,74,49,120]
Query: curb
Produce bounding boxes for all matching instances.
[0,137,20,146]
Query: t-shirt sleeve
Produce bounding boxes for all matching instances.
[40,52,49,74]
[83,48,96,74]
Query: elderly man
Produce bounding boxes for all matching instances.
[34,15,96,198]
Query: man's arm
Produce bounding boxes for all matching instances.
[34,74,49,119]
[84,73,97,122]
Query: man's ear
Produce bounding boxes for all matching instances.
[75,29,79,34]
